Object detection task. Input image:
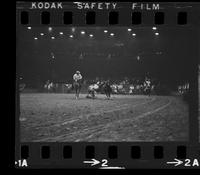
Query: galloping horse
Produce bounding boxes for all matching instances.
[73,80,81,99]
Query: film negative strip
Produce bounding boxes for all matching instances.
[16,1,200,169]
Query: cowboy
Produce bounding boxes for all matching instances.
[87,81,99,98]
[72,71,83,99]
[73,71,82,83]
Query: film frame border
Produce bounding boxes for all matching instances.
[15,1,200,169]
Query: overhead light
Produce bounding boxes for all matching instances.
[48,27,52,32]
[128,28,132,32]
[27,27,31,30]
[155,32,159,36]
[51,36,55,39]
[89,34,93,37]
[34,37,38,40]
[81,31,85,34]
[40,33,44,36]
[71,27,75,33]
[110,33,114,36]
[104,30,108,33]
[132,33,136,36]
[69,35,73,38]
[59,32,63,35]
[152,27,157,30]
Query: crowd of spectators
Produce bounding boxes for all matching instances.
[19,76,189,96]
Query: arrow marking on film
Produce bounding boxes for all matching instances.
[83,159,100,166]
[166,158,183,166]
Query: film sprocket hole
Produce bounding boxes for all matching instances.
[16,1,200,169]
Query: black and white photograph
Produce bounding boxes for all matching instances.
[17,26,194,142]
[199,64,200,142]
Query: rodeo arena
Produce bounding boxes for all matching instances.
[18,27,192,142]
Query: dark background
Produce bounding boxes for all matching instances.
[17,26,197,87]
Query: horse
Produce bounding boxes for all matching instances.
[86,81,112,99]
[73,80,81,99]
[102,81,112,99]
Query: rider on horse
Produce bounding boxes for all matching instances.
[73,71,82,82]
[73,71,82,99]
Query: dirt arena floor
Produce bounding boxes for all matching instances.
[19,93,189,142]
